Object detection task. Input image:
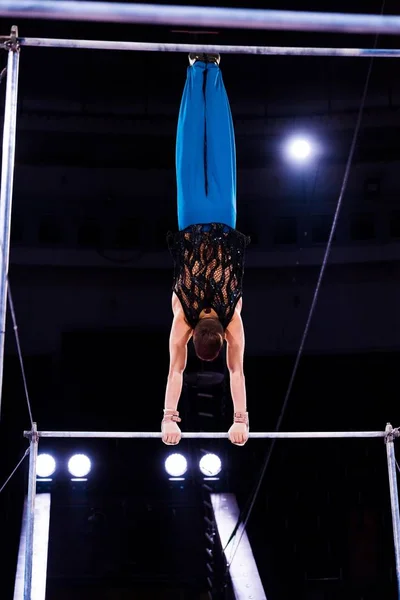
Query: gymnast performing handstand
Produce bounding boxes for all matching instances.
[162,53,250,446]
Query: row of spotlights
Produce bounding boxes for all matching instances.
[37,453,91,479]
[38,452,221,479]
[165,453,222,478]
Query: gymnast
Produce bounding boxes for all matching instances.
[162,53,250,446]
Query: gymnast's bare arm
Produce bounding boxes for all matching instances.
[162,293,192,445]
[225,298,249,445]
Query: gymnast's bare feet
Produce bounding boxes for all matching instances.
[162,410,182,445]
[228,412,249,446]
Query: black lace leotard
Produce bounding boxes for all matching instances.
[167,223,250,330]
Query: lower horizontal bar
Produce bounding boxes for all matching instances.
[3,1,400,36]
[14,38,400,57]
[25,430,386,439]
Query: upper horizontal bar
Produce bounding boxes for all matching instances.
[26,430,386,439]
[16,38,400,58]
[3,1,400,36]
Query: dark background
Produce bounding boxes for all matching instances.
[1,0,400,598]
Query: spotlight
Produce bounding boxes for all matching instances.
[165,453,188,478]
[286,136,312,161]
[199,453,222,477]
[68,454,91,478]
[37,454,56,479]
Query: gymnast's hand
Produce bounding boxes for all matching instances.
[162,419,182,445]
[228,422,249,446]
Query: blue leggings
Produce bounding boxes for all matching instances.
[176,61,236,231]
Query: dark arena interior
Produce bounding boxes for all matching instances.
[1,1,400,599]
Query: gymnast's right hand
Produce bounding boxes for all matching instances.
[162,419,182,445]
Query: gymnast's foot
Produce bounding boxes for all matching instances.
[161,409,182,445]
[228,412,249,446]
[188,53,221,66]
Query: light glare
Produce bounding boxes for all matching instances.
[165,453,188,477]
[37,454,56,478]
[287,137,312,160]
[68,454,91,478]
[199,453,222,477]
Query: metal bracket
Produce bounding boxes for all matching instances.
[24,422,39,444]
[1,26,19,52]
[385,423,400,444]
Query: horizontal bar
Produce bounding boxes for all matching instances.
[16,38,400,58]
[3,1,400,36]
[25,430,386,439]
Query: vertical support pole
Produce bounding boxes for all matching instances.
[24,423,38,600]
[0,26,20,418]
[386,423,400,598]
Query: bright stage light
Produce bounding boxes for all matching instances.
[165,453,188,478]
[199,453,222,477]
[37,454,56,479]
[68,454,91,478]
[286,137,312,161]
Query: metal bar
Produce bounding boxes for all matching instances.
[24,430,386,439]
[0,28,19,419]
[14,37,400,57]
[2,1,400,35]
[23,423,38,600]
[14,494,51,600]
[386,424,400,598]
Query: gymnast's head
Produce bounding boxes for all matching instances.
[193,316,224,362]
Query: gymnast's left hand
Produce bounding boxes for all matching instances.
[228,422,248,446]
[162,421,182,445]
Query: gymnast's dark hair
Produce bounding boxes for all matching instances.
[193,317,224,362]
